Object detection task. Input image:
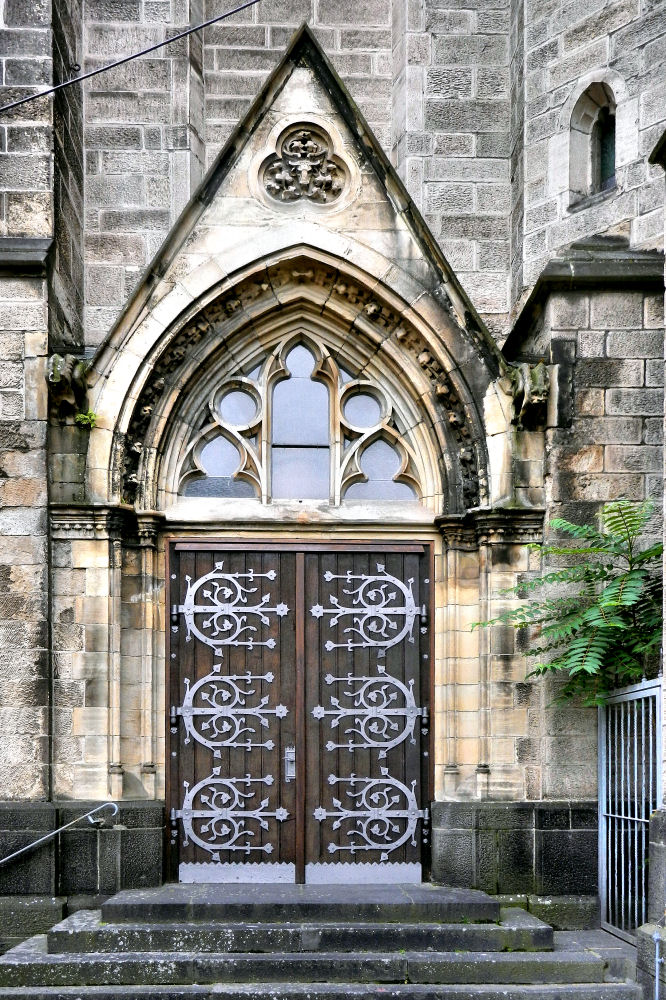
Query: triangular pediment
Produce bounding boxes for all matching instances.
[95,25,501,373]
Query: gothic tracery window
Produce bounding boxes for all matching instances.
[179,339,421,504]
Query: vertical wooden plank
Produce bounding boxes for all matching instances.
[295,551,306,883]
[304,550,322,877]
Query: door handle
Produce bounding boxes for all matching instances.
[284,746,296,782]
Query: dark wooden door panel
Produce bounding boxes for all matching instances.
[168,542,430,884]
[169,548,297,882]
[304,549,429,882]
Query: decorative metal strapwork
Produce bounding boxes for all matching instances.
[312,665,427,758]
[313,769,427,861]
[175,769,288,860]
[264,128,344,204]
[177,563,288,652]
[311,564,418,657]
[174,665,288,757]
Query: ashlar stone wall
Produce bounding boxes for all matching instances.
[520,0,666,294]
[0,3,52,802]
[505,283,664,803]
[0,276,49,802]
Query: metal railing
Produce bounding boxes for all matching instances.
[0,802,118,869]
[599,678,662,942]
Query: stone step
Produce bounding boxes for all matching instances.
[101,884,500,925]
[0,942,607,988]
[46,907,553,955]
[0,983,644,1000]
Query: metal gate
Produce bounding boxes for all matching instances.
[599,678,662,941]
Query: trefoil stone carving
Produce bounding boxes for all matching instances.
[177,562,289,653]
[263,127,345,204]
[176,769,288,859]
[312,665,426,758]
[313,769,426,860]
[310,564,418,657]
[176,665,288,757]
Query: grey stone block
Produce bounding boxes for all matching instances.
[430,830,474,887]
[528,894,600,930]
[536,830,597,896]
[497,829,535,895]
[425,100,510,133]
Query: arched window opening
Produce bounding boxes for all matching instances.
[272,345,330,500]
[569,82,616,205]
[178,337,423,505]
[593,106,616,192]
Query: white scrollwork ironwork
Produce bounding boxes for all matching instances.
[177,665,288,757]
[312,665,426,758]
[313,769,426,861]
[176,769,288,860]
[310,564,417,657]
[178,562,288,652]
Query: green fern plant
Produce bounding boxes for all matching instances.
[473,500,663,704]
[74,409,97,429]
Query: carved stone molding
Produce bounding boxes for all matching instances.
[261,126,347,205]
[473,508,545,546]
[136,513,164,548]
[49,505,141,542]
[436,508,546,548]
[119,257,489,511]
[435,516,478,551]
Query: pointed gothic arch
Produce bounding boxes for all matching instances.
[96,249,495,518]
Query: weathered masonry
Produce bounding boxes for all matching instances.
[0,0,664,925]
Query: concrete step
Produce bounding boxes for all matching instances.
[0,983,644,1000]
[101,884,500,925]
[0,940,607,988]
[46,907,553,955]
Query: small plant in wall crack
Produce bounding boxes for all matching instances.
[473,500,663,705]
[74,409,98,429]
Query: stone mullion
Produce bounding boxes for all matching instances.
[437,518,481,797]
[443,540,459,792]
[476,537,491,799]
[137,516,162,798]
[108,525,124,800]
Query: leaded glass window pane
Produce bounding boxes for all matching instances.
[344,439,416,501]
[272,446,330,500]
[344,392,381,428]
[272,346,330,446]
[218,389,256,426]
[183,435,257,498]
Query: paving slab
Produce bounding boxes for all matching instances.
[101,883,500,924]
[46,906,553,954]
[0,983,644,1000]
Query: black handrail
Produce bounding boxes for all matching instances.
[0,802,119,868]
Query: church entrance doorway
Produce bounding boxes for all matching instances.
[167,541,432,884]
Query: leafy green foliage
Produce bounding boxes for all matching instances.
[473,501,663,704]
[74,409,97,429]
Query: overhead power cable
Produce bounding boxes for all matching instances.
[0,0,262,115]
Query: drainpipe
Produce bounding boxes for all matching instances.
[655,924,665,1000]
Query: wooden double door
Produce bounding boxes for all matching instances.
[168,542,432,883]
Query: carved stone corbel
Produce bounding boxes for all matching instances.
[499,360,550,430]
[47,353,90,420]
